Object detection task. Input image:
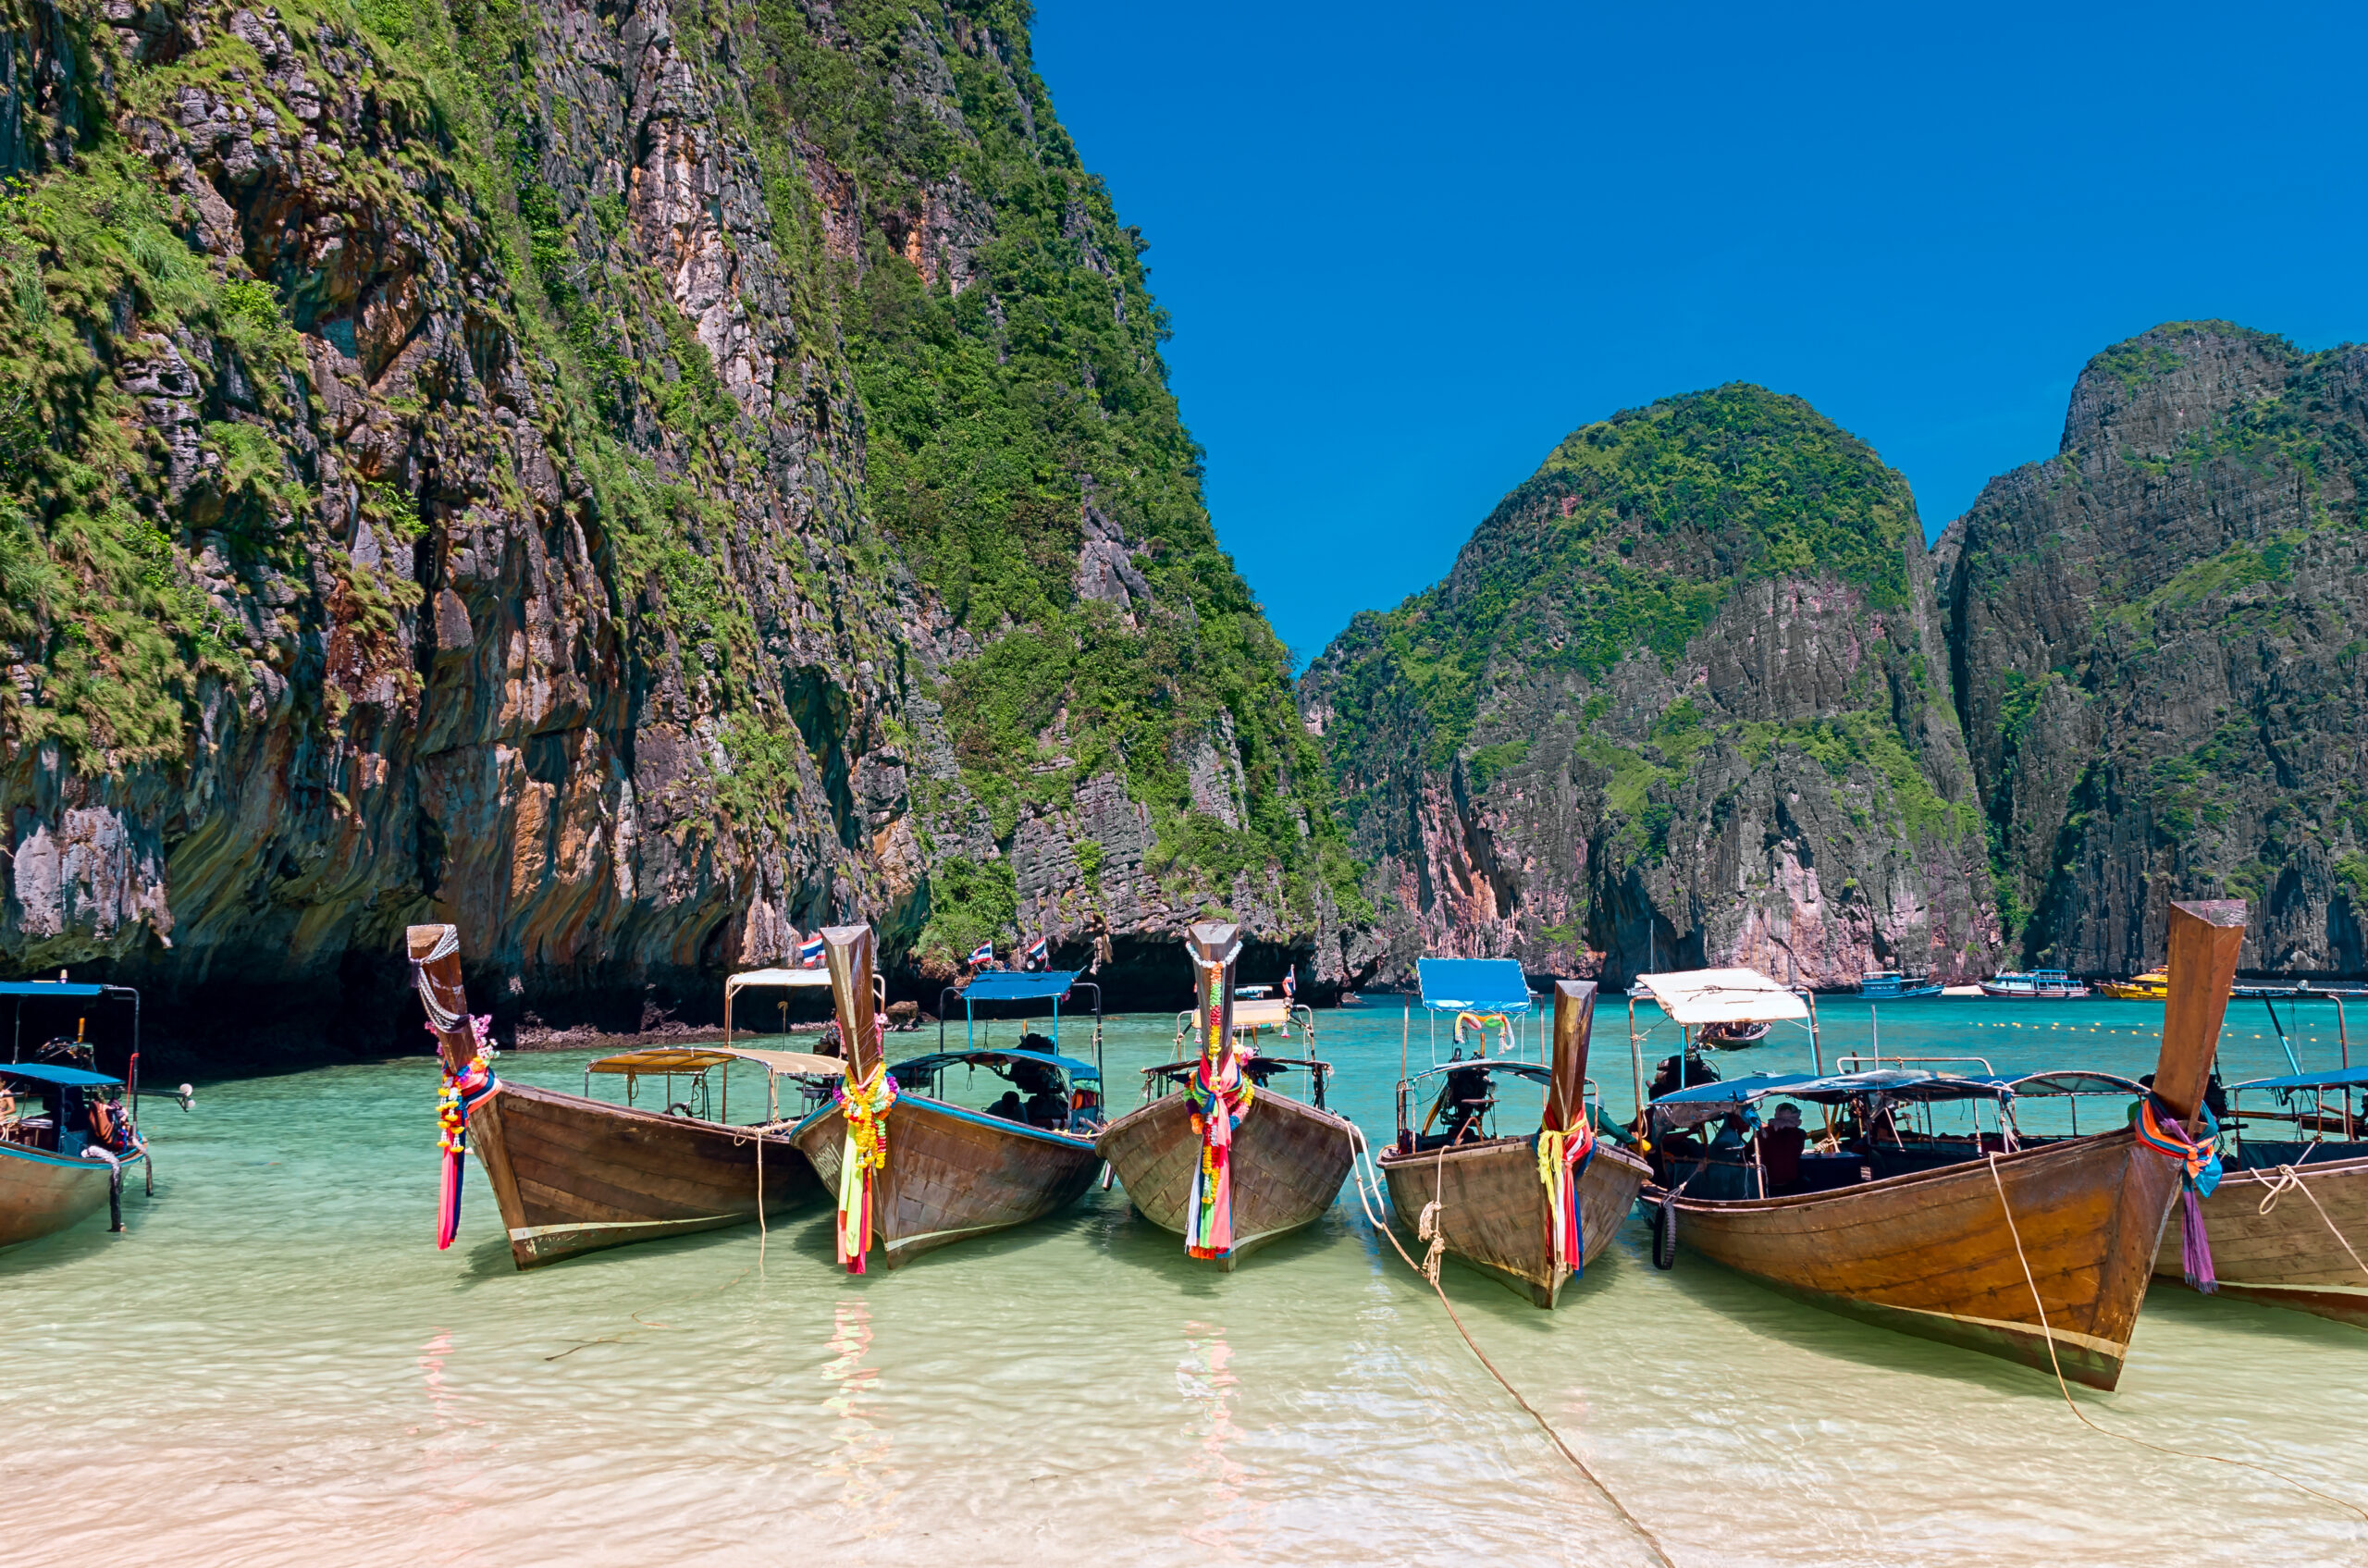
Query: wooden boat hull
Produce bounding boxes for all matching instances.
[1657,1129,2178,1388]
[2152,1155,2368,1327]
[0,1141,134,1248]
[794,1096,1100,1267]
[465,1080,821,1270]
[1096,1090,1356,1268]
[1380,1136,1650,1306]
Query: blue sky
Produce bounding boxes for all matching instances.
[1030,0,2368,668]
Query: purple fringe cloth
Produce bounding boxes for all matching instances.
[2181,1189,2218,1292]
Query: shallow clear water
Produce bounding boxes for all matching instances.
[5,996,2363,1565]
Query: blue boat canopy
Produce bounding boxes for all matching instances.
[1,1061,120,1086]
[1415,958,1532,1013]
[0,981,113,998]
[890,1047,1099,1081]
[2234,1065,2368,1093]
[1651,1068,2143,1121]
[960,970,1079,1004]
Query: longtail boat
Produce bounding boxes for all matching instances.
[1637,899,2244,1389]
[2153,1059,2368,1327]
[409,925,832,1269]
[1096,922,1355,1269]
[0,982,176,1248]
[790,925,1103,1271]
[1378,977,1650,1306]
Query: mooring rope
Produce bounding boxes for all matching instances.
[1348,1127,1676,1567]
[2251,1151,2368,1283]
[1983,1153,2368,1526]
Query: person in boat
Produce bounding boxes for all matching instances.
[1709,1113,1749,1154]
[988,1088,1027,1121]
[1758,1102,1807,1194]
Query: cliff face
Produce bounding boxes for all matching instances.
[1301,386,1998,990]
[0,0,1362,1055]
[1944,322,2368,975]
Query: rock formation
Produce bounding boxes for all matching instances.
[0,0,1363,1056]
[1301,385,1999,990]
[1942,321,2368,975]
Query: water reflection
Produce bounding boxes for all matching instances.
[1177,1319,1263,1554]
[820,1300,898,1533]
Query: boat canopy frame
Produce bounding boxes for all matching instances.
[3,978,142,1120]
[1623,966,1821,1124]
[936,970,1104,1093]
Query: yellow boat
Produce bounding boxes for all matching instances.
[2096,970,2169,1000]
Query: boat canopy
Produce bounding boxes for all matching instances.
[724,967,834,994]
[1406,1059,1552,1085]
[889,1047,1099,1081]
[1415,958,1531,1013]
[588,1045,844,1077]
[1649,1066,2140,1124]
[2232,1064,2368,1094]
[0,981,115,998]
[1633,969,1808,1025]
[0,1061,120,1086]
[963,970,1079,1002]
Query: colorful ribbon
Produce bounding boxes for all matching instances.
[1184,1051,1254,1258]
[2135,1092,2223,1291]
[833,1052,896,1274]
[432,1015,497,1251]
[1454,1011,1513,1053]
[1536,1117,1597,1277]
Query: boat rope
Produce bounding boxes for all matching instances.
[2133,1093,2223,1291]
[1983,1152,2367,1526]
[2253,1151,2368,1282]
[1347,1127,1677,1568]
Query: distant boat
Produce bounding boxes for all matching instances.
[1858,970,1942,999]
[2097,970,2169,1000]
[1980,969,2091,999]
[1696,1018,1772,1046]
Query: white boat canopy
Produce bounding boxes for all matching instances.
[725,967,835,994]
[1632,968,1808,1025]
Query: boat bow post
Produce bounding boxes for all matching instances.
[821,924,890,1273]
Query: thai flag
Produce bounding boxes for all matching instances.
[1025,935,1048,969]
[1283,964,1296,1000]
[798,933,824,968]
[968,940,993,967]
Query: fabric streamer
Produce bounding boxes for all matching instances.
[432,1015,498,1250]
[1185,1051,1253,1258]
[833,1045,895,1274]
[1535,1117,1597,1277]
[1453,1011,1513,1053]
[2135,1092,2223,1291]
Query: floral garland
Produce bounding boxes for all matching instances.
[433,1015,498,1251]
[832,1030,895,1274]
[1184,1050,1253,1259]
[1535,1116,1598,1277]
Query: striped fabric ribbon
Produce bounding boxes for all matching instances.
[2136,1093,2223,1291]
[1536,1117,1597,1277]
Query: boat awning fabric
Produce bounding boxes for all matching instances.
[959,971,1080,1003]
[1415,958,1531,1013]
[2235,1064,2368,1093]
[1633,969,1808,1025]
[1970,1070,2144,1096]
[726,967,833,994]
[890,1047,1100,1080]
[589,1045,844,1077]
[0,982,114,998]
[0,1061,120,1086]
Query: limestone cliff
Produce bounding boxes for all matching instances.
[1944,321,2368,974]
[1301,386,1999,990]
[0,0,1361,1056]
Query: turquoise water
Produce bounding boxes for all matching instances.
[4,996,2363,1565]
